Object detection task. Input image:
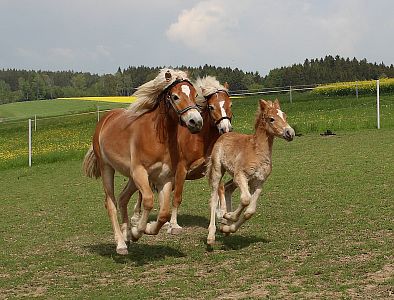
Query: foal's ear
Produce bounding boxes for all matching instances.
[165,70,172,82]
[259,99,268,111]
[223,82,230,90]
[273,99,281,109]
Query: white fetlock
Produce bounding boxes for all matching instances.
[167,224,183,235]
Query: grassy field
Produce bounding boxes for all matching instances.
[0,93,393,299]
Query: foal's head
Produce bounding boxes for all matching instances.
[257,99,295,141]
[164,71,203,133]
[203,83,233,134]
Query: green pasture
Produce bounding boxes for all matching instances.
[0,93,393,298]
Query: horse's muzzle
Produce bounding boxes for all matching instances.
[283,127,295,141]
[183,109,203,133]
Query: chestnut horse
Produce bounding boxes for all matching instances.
[207,99,295,245]
[129,76,234,234]
[83,69,203,255]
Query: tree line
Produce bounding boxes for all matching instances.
[0,56,393,104]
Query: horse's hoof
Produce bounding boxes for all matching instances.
[223,212,236,222]
[207,238,215,246]
[167,226,182,235]
[116,247,128,255]
[131,227,141,241]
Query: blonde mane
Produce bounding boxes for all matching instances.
[193,76,228,108]
[127,68,190,116]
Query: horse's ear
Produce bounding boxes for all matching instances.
[165,70,172,82]
[259,99,268,112]
[273,98,280,109]
[223,82,230,90]
[201,87,207,95]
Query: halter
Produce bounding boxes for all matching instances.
[164,79,199,117]
[204,90,232,126]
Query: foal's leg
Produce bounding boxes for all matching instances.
[130,166,154,241]
[207,167,223,245]
[223,173,251,222]
[224,179,237,212]
[145,181,172,235]
[168,165,187,234]
[118,179,137,242]
[101,165,128,255]
[221,185,262,234]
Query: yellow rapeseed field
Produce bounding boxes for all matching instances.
[57,96,137,103]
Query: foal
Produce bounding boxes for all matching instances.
[207,99,295,245]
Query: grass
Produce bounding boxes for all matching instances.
[0,129,393,299]
[0,92,393,298]
[0,99,129,121]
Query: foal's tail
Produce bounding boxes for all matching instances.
[82,145,101,178]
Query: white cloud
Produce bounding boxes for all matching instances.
[166,0,241,55]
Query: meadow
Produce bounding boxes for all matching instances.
[0,92,393,299]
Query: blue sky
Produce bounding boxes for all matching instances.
[1,0,393,75]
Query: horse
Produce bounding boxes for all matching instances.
[83,69,203,255]
[206,99,295,245]
[129,76,234,234]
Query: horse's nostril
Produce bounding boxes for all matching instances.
[189,119,196,126]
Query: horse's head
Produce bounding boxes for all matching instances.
[164,72,203,133]
[204,84,233,134]
[258,99,295,141]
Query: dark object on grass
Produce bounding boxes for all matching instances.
[320,129,336,136]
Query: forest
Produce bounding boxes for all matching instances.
[0,55,393,104]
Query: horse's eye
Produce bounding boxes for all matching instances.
[172,95,179,101]
[269,117,275,123]
[208,105,214,111]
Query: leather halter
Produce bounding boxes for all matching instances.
[164,79,199,117]
[204,90,232,126]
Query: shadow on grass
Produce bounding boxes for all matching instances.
[148,213,209,228]
[205,234,271,252]
[85,242,186,265]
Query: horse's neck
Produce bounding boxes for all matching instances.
[200,110,220,150]
[253,125,274,160]
[154,101,179,143]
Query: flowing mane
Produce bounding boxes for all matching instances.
[193,76,228,108]
[127,68,190,116]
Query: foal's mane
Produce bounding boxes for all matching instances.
[193,76,228,109]
[127,68,190,117]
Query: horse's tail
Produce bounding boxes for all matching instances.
[82,145,101,179]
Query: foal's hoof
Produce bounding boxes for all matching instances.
[116,246,128,255]
[223,212,237,222]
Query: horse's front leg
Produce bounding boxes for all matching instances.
[168,165,187,234]
[223,174,250,223]
[118,179,137,242]
[130,166,154,241]
[130,192,142,227]
[221,184,262,234]
[145,181,172,235]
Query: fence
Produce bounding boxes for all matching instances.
[0,80,392,168]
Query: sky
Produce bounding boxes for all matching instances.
[1,0,393,76]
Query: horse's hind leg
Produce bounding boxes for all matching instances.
[207,163,223,245]
[130,192,142,227]
[118,179,137,242]
[145,181,172,235]
[130,166,154,241]
[101,165,128,255]
[224,179,237,212]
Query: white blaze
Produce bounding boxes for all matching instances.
[181,84,190,97]
[219,100,227,117]
[277,109,285,121]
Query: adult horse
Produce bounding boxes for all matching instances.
[129,76,233,234]
[83,69,203,255]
